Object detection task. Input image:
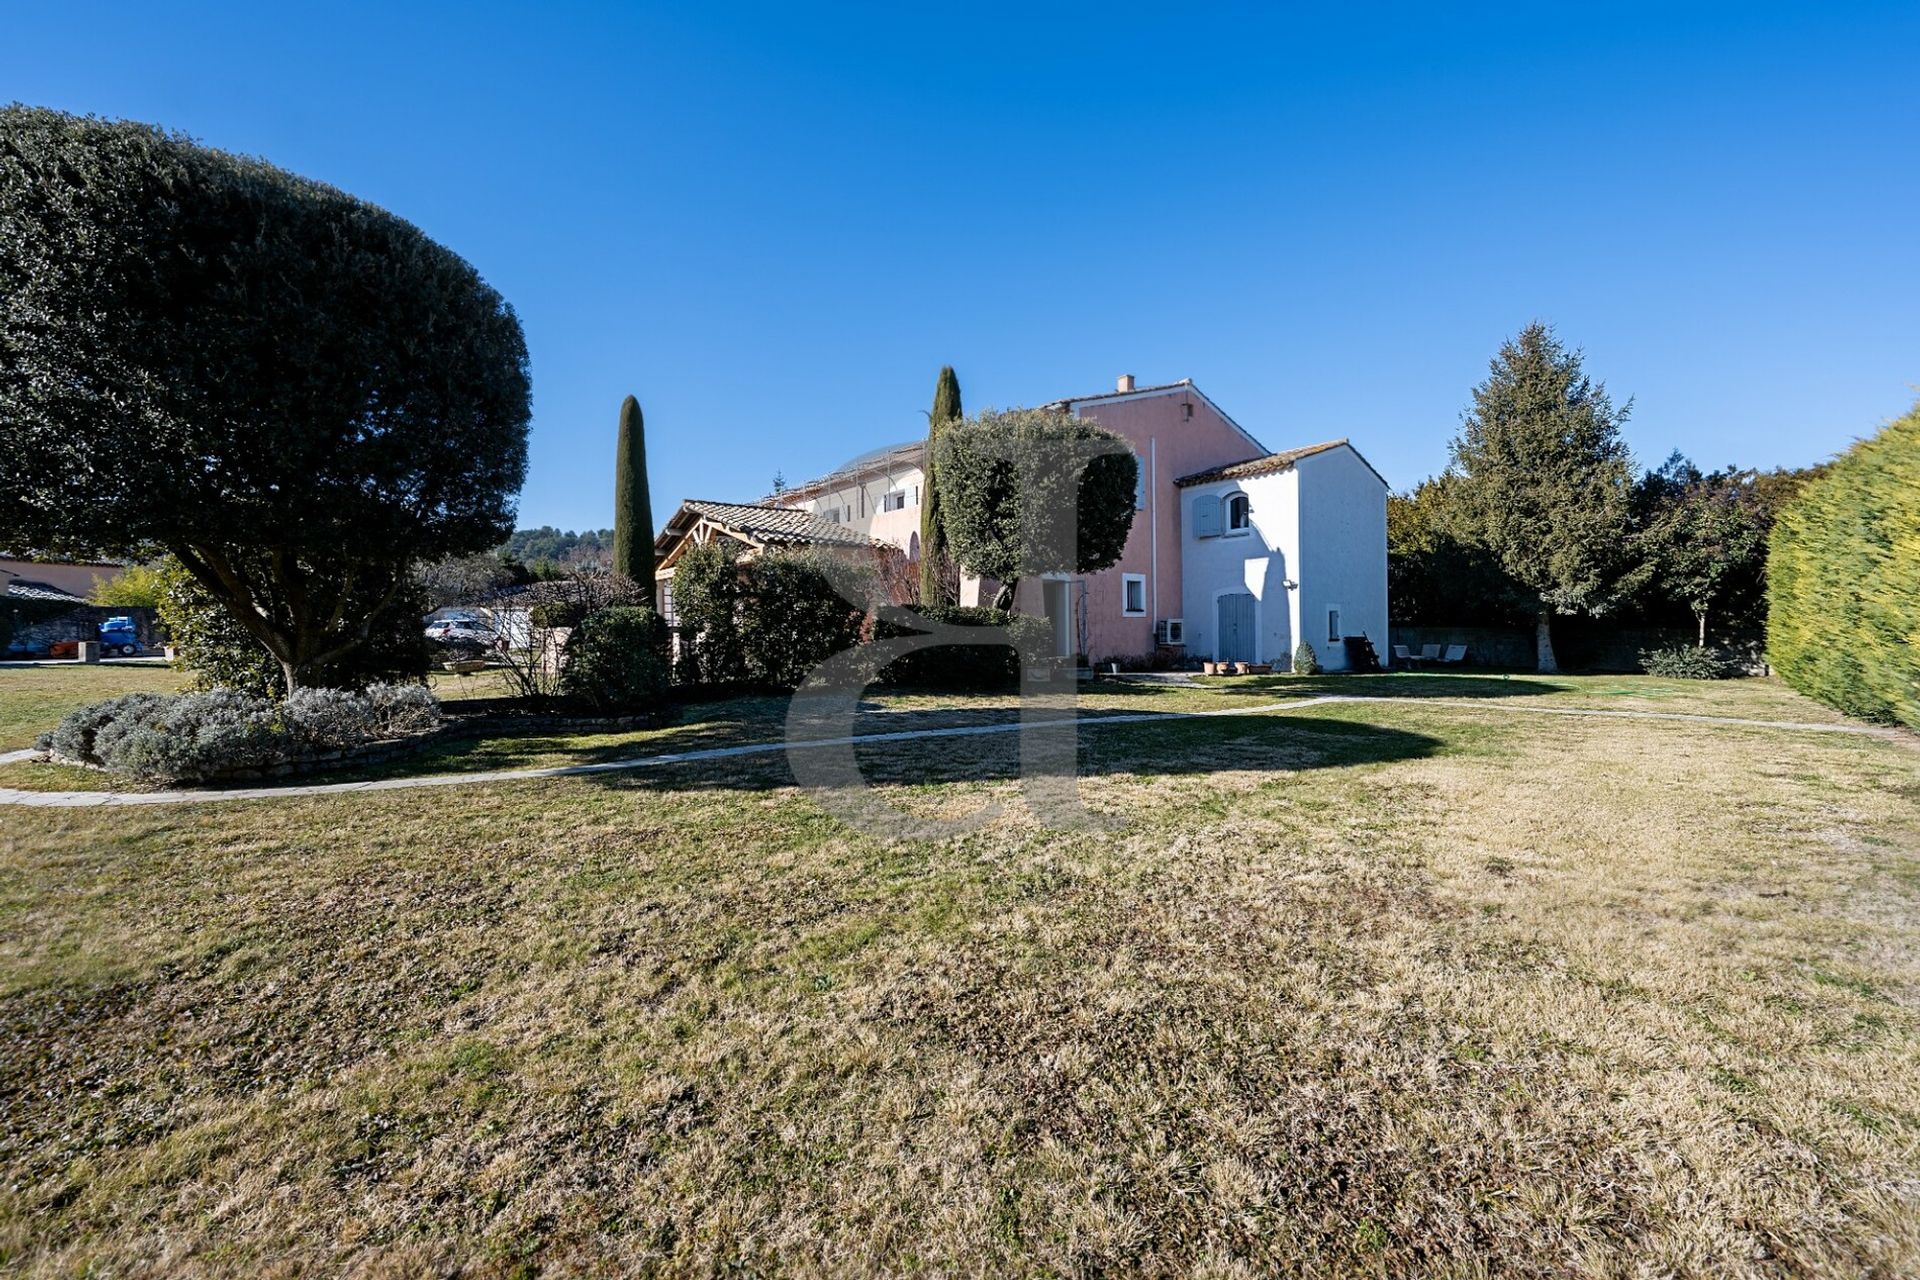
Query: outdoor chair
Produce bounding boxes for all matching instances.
[1439,644,1468,665]
[1392,644,1415,668]
[1419,643,1442,664]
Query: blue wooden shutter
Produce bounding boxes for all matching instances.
[1192,494,1222,538]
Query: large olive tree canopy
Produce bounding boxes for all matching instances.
[933,407,1138,611]
[0,107,530,689]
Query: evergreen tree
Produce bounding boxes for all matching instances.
[610,395,655,590]
[934,407,1137,612]
[919,365,963,604]
[1447,323,1637,672]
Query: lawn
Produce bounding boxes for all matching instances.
[2,666,1917,1276]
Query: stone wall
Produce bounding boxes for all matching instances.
[6,605,162,655]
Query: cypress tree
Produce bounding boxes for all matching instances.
[611,395,655,589]
[919,365,963,605]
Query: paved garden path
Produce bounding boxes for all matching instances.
[0,696,1905,809]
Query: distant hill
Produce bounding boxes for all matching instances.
[501,527,615,568]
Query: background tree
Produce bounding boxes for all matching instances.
[0,108,530,692]
[933,407,1138,611]
[1446,323,1637,672]
[1634,454,1769,648]
[87,563,166,609]
[1386,475,1530,627]
[918,366,963,605]
[610,395,655,589]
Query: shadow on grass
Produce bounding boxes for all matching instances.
[575,710,1446,798]
[1194,671,1573,700]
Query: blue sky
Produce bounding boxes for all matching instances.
[7,3,1917,530]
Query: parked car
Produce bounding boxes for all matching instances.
[424,619,499,648]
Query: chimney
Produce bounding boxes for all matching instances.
[1116,373,1135,393]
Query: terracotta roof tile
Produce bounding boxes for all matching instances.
[670,500,889,550]
[1173,439,1352,487]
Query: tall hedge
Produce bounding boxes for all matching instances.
[1767,403,1919,728]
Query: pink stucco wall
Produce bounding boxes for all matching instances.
[1064,387,1267,660]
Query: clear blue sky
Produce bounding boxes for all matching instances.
[7,3,1917,530]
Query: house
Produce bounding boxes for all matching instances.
[650,498,899,627]
[655,376,1389,670]
[0,556,126,600]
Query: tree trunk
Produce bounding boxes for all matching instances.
[992,578,1018,612]
[1697,609,1708,649]
[1534,607,1559,674]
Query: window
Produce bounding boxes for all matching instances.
[1328,607,1342,642]
[1121,573,1147,617]
[660,582,676,627]
[1226,492,1251,533]
[1133,452,1147,509]
[819,506,843,524]
[881,490,906,512]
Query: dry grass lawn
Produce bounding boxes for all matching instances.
[1,668,1917,1276]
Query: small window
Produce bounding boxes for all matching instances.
[819,506,842,524]
[1133,453,1147,509]
[1226,492,1251,533]
[1121,574,1146,617]
[1327,608,1341,642]
[882,490,906,512]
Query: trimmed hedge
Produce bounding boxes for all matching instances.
[738,551,872,689]
[560,607,670,712]
[876,606,1053,689]
[1767,404,1919,728]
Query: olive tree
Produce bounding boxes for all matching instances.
[932,407,1137,611]
[0,108,530,691]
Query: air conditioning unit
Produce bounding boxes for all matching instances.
[1154,618,1185,646]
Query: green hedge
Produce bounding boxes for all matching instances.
[560,607,670,713]
[1767,403,1919,728]
[875,605,1052,689]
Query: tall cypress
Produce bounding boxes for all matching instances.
[918,365,962,605]
[611,394,655,591]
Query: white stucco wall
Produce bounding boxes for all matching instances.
[1178,470,1298,665]
[1293,446,1388,671]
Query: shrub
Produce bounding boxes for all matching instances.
[1639,645,1737,680]
[1767,403,1920,728]
[876,606,1053,689]
[669,541,749,686]
[364,682,445,736]
[91,689,286,783]
[1291,641,1321,675]
[41,691,169,759]
[42,684,443,783]
[739,551,873,689]
[560,607,670,713]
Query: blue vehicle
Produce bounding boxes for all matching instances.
[97,616,141,657]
